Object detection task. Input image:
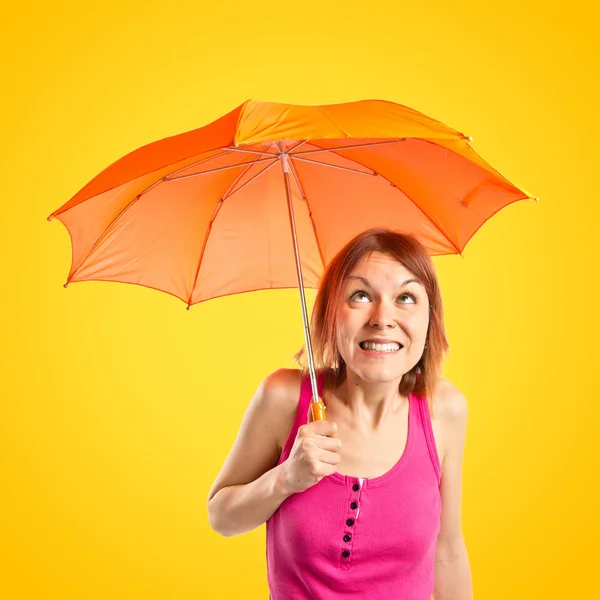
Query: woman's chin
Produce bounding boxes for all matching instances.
[350,363,407,384]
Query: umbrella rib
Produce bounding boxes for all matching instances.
[303,143,463,254]
[291,155,376,176]
[292,139,404,156]
[188,149,279,307]
[162,149,232,180]
[167,157,275,181]
[125,149,235,201]
[67,152,271,284]
[220,148,276,200]
[287,159,307,201]
[130,149,234,200]
[286,140,310,153]
[293,142,408,181]
[288,160,327,270]
[225,146,278,157]
[49,150,233,222]
[222,160,278,201]
[290,143,459,260]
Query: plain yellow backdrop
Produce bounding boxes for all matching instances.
[2,0,598,598]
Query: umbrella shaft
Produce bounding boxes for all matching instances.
[280,154,320,405]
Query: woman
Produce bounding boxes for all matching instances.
[208,228,473,600]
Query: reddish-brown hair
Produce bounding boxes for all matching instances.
[294,228,449,413]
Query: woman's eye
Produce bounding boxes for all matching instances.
[351,291,417,303]
[398,293,417,303]
[351,291,370,302]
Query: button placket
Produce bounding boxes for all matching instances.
[340,478,363,567]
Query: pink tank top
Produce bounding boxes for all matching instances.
[266,372,442,599]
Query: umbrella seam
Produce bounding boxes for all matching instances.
[233,99,253,147]
[187,198,225,308]
[374,167,462,255]
[68,192,147,282]
[316,107,351,138]
[187,150,275,307]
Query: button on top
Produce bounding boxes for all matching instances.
[343,534,351,543]
[342,550,350,558]
[346,518,355,526]
[350,502,358,510]
[352,483,360,491]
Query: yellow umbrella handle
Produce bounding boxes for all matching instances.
[310,400,327,421]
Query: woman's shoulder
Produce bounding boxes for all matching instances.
[259,368,303,416]
[262,367,329,404]
[430,377,468,421]
[260,368,303,404]
[259,368,305,452]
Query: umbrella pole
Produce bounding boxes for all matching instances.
[280,153,326,421]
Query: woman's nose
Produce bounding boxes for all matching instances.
[369,303,397,329]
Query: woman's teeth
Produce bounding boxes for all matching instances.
[360,342,402,352]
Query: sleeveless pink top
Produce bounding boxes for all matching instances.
[266,372,442,599]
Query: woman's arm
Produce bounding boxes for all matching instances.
[432,381,473,600]
[433,537,472,600]
[207,369,300,537]
[208,462,293,537]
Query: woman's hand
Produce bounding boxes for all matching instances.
[280,415,342,494]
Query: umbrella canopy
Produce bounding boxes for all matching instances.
[49,99,537,418]
[48,99,536,307]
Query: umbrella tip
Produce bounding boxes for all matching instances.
[64,281,69,288]
[465,135,473,142]
[186,304,191,311]
[533,196,540,202]
[47,214,54,222]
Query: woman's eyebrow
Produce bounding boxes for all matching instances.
[347,275,422,287]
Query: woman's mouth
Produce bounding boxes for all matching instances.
[358,341,403,353]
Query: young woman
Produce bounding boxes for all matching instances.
[208,228,473,600]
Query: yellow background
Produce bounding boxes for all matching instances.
[2,0,598,598]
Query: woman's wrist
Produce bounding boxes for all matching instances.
[273,462,295,500]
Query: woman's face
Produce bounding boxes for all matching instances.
[335,251,430,384]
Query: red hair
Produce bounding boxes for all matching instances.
[294,228,449,414]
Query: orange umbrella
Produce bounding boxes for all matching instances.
[48,99,537,419]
